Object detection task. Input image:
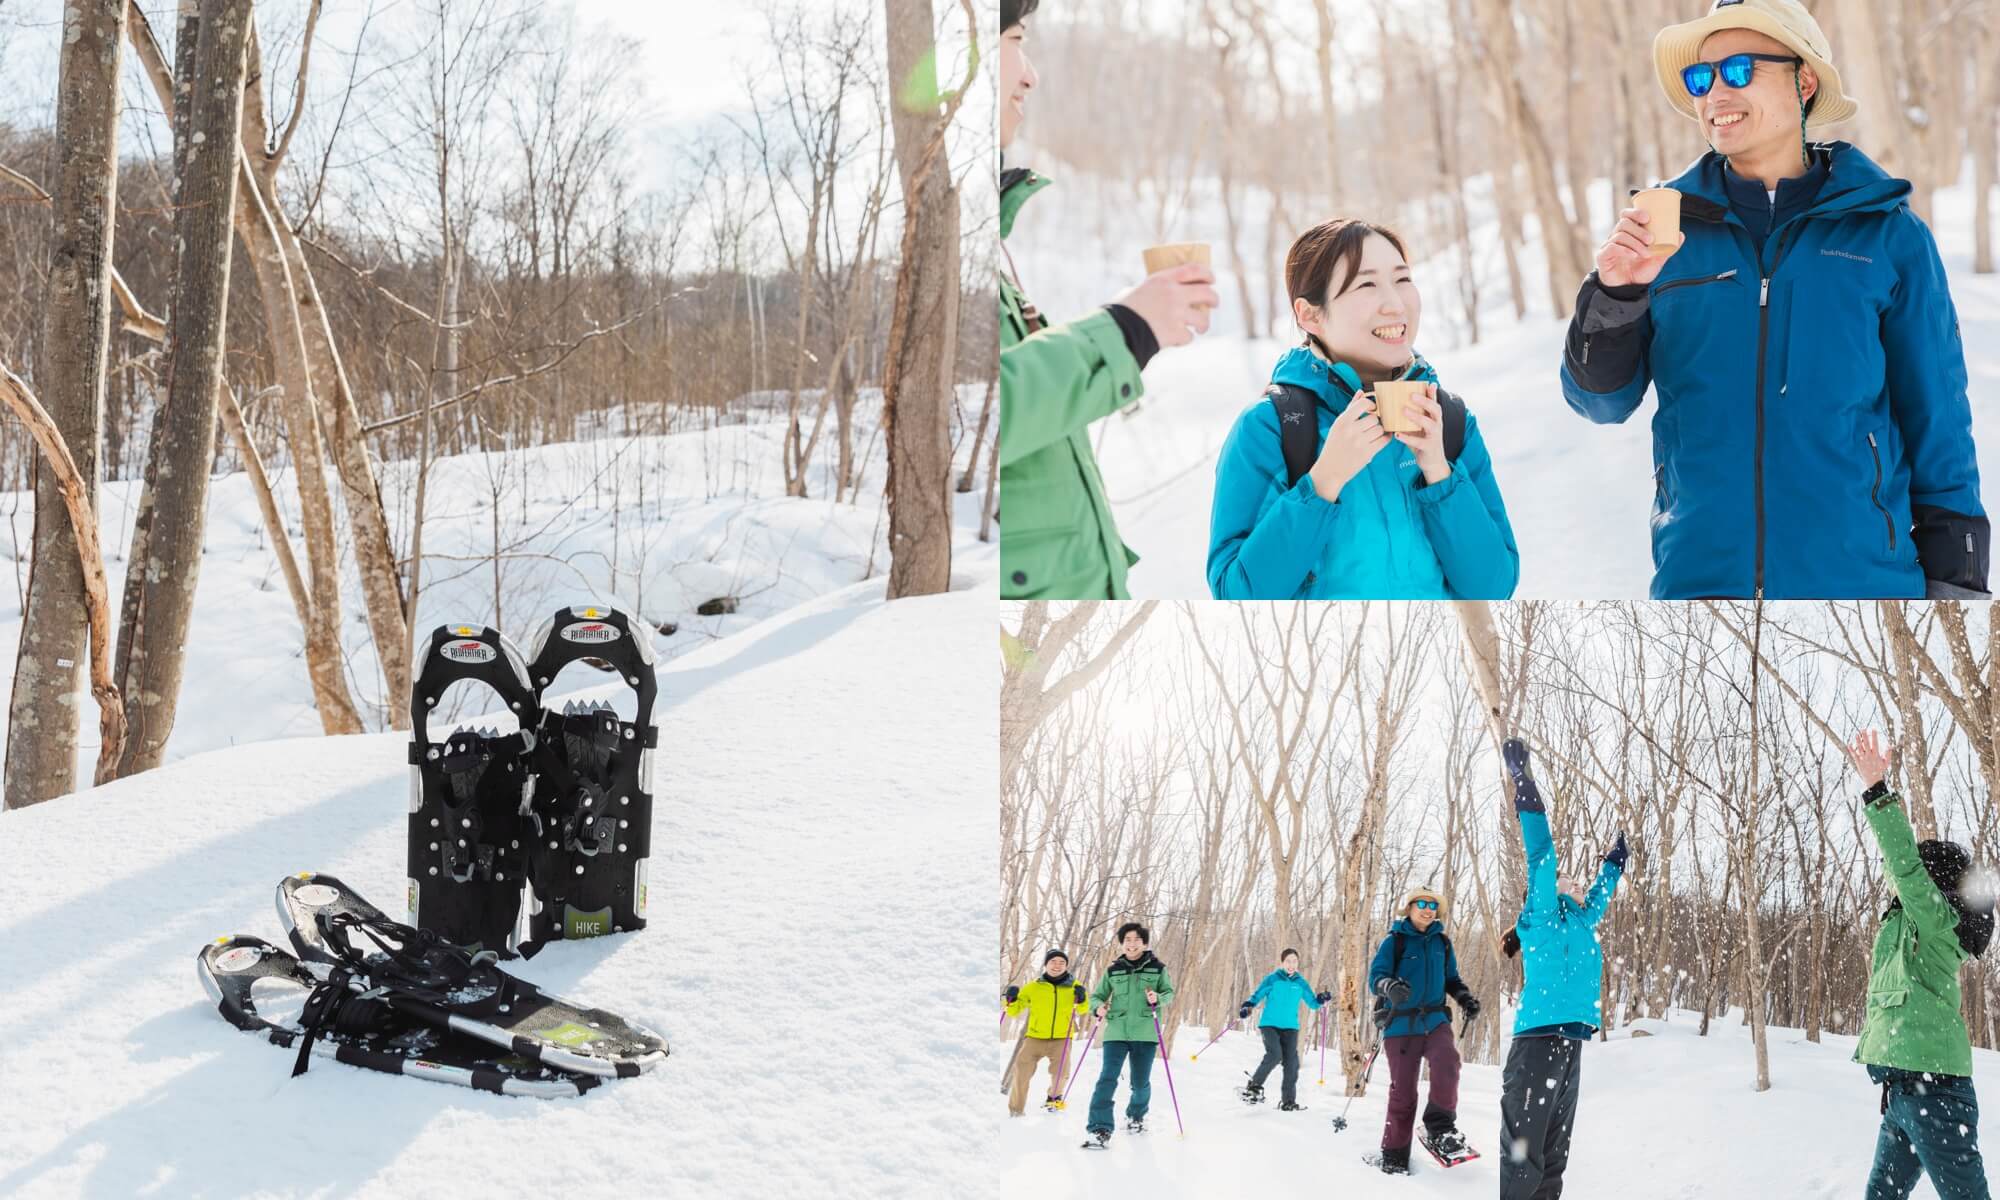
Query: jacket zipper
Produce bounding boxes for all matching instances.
[1751,230,1802,598]
[1653,268,1740,296]
[1867,432,1896,552]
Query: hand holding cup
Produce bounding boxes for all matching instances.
[1115,261,1218,350]
[1597,189,1682,289]
[1387,383,1451,484]
[1308,392,1391,501]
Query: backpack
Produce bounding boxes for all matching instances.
[1267,382,1468,488]
[1374,930,1453,1027]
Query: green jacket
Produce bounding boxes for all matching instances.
[1854,790,1973,1077]
[999,167,1144,599]
[1088,950,1174,1042]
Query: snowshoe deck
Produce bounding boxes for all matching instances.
[1419,1131,1480,1167]
[406,624,538,953]
[196,935,595,1098]
[278,873,668,1078]
[523,604,658,947]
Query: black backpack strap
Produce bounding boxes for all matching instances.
[1266,383,1321,487]
[1437,389,1467,463]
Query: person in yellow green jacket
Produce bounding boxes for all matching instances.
[1846,730,1993,1200]
[1002,948,1090,1116]
[998,0,1217,599]
[1082,922,1174,1148]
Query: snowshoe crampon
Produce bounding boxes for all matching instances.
[277,872,668,1078]
[523,604,658,947]
[406,623,538,954]
[195,934,596,1098]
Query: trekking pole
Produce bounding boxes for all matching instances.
[1189,1020,1232,1062]
[1048,1022,1075,1111]
[1329,1041,1383,1132]
[1062,1017,1102,1099]
[1150,1005,1186,1138]
[1317,1009,1328,1086]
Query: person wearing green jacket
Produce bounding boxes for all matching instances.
[1082,922,1175,1148]
[998,0,1218,600]
[1846,730,1993,1200]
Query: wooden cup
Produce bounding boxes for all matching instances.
[1633,188,1684,258]
[1141,242,1212,275]
[1372,380,1427,434]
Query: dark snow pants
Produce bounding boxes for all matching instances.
[1248,1026,1301,1105]
[1865,1067,1990,1200]
[1499,1033,1583,1200]
[1382,1023,1461,1151]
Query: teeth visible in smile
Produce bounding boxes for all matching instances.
[1713,112,1746,127]
[1372,323,1407,339]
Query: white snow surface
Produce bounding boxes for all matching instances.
[1008,165,2000,598]
[1001,1010,2000,1197]
[0,572,998,1198]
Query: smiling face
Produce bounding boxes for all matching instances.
[1044,954,1068,977]
[1408,901,1438,931]
[1293,232,1420,377]
[1694,28,1817,162]
[999,22,1038,150]
[1559,875,1584,904]
[1280,951,1299,973]
[1120,929,1146,958]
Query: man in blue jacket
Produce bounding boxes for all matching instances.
[1367,887,1481,1174]
[1559,0,1986,600]
[1236,947,1331,1111]
[1500,738,1626,1200]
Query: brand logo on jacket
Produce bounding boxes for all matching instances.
[1820,248,1874,264]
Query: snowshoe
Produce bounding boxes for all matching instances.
[1419,1128,1480,1167]
[522,604,658,948]
[406,623,538,954]
[1278,1101,1307,1112]
[1080,1130,1111,1150]
[1125,1119,1146,1134]
[277,872,668,1078]
[1364,1149,1413,1176]
[1045,1097,1067,1112]
[1239,1082,1266,1105]
[196,935,596,1098]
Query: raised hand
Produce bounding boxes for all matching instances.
[1114,263,1219,351]
[1846,730,1893,789]
[1604,831,1630,871]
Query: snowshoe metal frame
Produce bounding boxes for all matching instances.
[523,604,659,945]
[407,623,539,954]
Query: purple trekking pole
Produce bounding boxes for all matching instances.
[1150,1006,1186,1138]
[1047,1021,1076,1110]
[1317,1009,1328,1086]
[1062,1017,1101,1099]
[1189,1021,1232,1061]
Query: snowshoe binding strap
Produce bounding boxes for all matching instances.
[292,965,395,1077]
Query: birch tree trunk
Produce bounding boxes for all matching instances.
[5,0,126,807]
[110,0,251,778]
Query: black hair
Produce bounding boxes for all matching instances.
[1115,921,1150,946]
[1280,947,1300,961]
[1917,840,1995,957]
[1002,0,1039,32]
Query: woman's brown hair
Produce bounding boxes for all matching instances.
[1285,219,1408,354]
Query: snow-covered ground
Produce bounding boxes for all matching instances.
[0,391,995,761]
[1008,161,2000,598]
[0,569,998,1198]
[1001,1009,2000,1197]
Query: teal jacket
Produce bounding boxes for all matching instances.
[1368,919,1460,1039]
[1208,349,1519,599]
[1245,968,1325,1031]
[1513,809,1623,1035]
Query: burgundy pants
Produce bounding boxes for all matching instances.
[1380,1023,1461,1150]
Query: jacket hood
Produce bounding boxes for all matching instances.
[1000,166,1051,240]
[1109,950,1165,974]
[1268,347,1438,408]
[1391,916,1449,938]
[1665,141,1910,227]
[1040,970,1075,987]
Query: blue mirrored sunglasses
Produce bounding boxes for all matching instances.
[1681,52,1802,97]
[1412,899,1439,911]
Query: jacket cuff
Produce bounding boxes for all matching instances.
[1411,461,1465,503]
[1581,272,1651,331]
[1101,303,1160,371]
[1074,309,1146,410]
[1861,780,1892,806]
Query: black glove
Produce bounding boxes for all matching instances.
[1377,977,1412,1007]
[1447,979,1481,1020]
[1238,1002,1253,1020]
[1504,737,1545,813]
[1604,831,1629,871]
[1004,985,1020,1003]
[1372,999,1391,1030]
[1073,984,1087,1005]
[1315,990,1332,1004]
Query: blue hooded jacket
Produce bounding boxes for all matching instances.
[1245,968,1325,1031]
[1512,809,1623,1035]
[1367,918,1459,1040]
[1208,350,1520,599]
[1560,143,1986,600]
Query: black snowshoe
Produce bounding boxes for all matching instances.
[1239,1081,1266,1104]
[1125,1118,1147,1134]
[405,623,538,954]
[1278,1100,1307,1112]
[1080,1129,1111,1150]
[1419,1127,1479,1167]
[522,604,659,948]
[1364,1147,1413,1175]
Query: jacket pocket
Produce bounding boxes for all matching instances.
[1865,432,1896,554]
[1868,988,1908,1010]
[1651,268,1739,298]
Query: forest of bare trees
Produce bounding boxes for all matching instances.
[0,0,995,807]
[1017,0,2000,339]
[1001,600,2000,1094]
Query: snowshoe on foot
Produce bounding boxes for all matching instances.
[1045,1096,1067,1112]
[1365,1147,1413,1175]
[1080,1130,1111,1150]
[1278,1100,1307,1111]
[277,872,668,1078]
[522,604,658,949]
[1419,1127,1479,1167]
[195,935,595,1097]
[1239,1082,1266,1104]
[406,624,538,954]
[1125,1119,1146,1134]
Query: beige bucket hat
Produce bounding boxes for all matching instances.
[1653,0,1858,130]
[1403,886,1446,916]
